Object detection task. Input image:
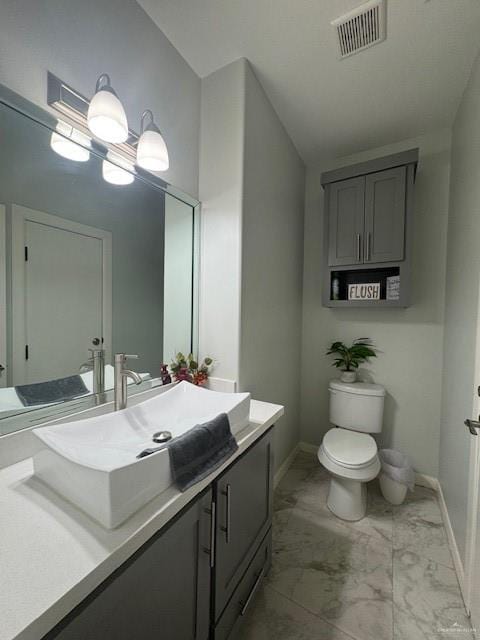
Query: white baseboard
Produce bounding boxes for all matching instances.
[415,472,439,491]
[298,441,318,455]
[436,481,467,605]
[274,444,300,488]
[415,473,467,605]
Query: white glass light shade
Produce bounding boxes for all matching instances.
[102,152,134,186]
[136,129,169,171]
[87,89,128,143]
[50,122,91,162]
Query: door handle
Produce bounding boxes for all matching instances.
[220,484,231,543]
[240,568,265,616]
[366,232,371,261]
[0,364,5,372]
[202,501,216,568]
[465,418,480,435]
[356,234,361,262]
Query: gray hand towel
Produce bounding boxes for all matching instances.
[15,374,89,407]
[168,413,238,491]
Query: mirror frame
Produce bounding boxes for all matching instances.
[0,81,200,434]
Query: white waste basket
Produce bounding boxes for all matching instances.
[378,449,415,505]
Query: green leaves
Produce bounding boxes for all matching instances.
[326,338,377,372]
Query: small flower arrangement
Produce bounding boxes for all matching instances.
[170,353,213,386]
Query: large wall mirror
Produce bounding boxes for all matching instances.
[0,90,199,435]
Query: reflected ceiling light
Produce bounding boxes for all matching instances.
[50,121,91,162]
[136,109,169,172]
[102,151,134,186]
[87,74,128,143]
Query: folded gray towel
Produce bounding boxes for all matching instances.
[15,375,89,407]
[168,413,238,491]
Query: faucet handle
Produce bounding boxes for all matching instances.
[125,354,139,360]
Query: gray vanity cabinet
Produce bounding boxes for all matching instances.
[214,429,273,623]
[43,488,213,640]
[328,176,365,266]
[364,166,406,264]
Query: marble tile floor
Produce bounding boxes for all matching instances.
[240,451,473,640]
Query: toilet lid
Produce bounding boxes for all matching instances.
[323,429,377,469]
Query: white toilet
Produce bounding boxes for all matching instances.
[318,380,386,521]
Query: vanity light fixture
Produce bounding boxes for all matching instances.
[87,74,128,144]
[50,121,91,162]
[102,151,134,186]
[136,110,169,172]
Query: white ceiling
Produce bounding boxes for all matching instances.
[138,0,480,164]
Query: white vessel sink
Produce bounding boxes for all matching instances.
[32,382,250,528]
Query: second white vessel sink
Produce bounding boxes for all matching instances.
[33,382,251,528]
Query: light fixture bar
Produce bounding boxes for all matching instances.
[47,72,139,161]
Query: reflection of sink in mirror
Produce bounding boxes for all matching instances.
[0,365,151,415]
[32,382,251,528]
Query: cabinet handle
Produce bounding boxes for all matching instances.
[220,484,231,543]
[366,232,371,261]
[240,568,265,616]
[356,234,361,262]
[202,501,216,568]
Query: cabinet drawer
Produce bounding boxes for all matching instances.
[214,529,272,640]
[214,429,273,619]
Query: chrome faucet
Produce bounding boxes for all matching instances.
[114,353,143,411]
[80,348,106,402]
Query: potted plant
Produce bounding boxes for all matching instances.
[170,352,213,386]
[326,338,377,383]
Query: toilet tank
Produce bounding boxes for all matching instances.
[329,380,385,433]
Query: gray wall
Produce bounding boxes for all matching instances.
[0,0,200,198]
[199,59,305,469]
[439,51,480,565]
[198,60,245,384]
[239,63,305,469]
[301,130,451,477]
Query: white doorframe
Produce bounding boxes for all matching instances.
[11,205,112,384]
[464,283,480,635]
[0,205,7,387]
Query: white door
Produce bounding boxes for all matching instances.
[11,205,112,385]
[24,221,103,384]
[0,205,6,388]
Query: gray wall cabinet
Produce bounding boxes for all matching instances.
[364,167,406,264]
[42,429,274,640]
[328,176,365,266]
[322,148,418,307]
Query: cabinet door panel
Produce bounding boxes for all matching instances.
[327,176,365,266]
[44,490,212,640]
[214,430,273,620]
[364,167,406,263]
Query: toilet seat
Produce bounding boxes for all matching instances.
[322,428,377,469]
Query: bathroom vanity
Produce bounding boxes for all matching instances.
[42,430,273,640]
[0,397,282,640]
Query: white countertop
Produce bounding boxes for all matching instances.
[0,399,283,640]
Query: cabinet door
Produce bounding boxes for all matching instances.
[214,430,273,620]
[44,489,213,640]
[364,166,406,263]
[327,176,365,266]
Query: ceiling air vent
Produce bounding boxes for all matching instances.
[332,0,386,59]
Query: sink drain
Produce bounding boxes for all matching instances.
[152,431,172,444]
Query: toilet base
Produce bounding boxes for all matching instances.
[327,475,367,521]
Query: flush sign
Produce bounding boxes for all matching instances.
[348,283,381,301]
